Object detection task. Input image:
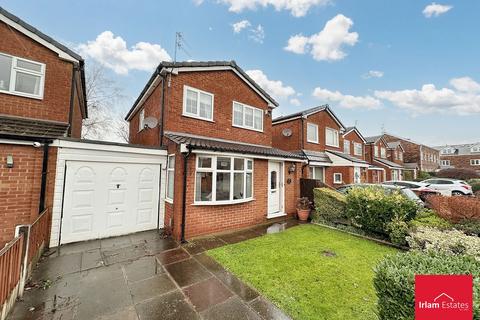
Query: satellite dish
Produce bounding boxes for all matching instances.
[143,117,158,129]
[282,128,292,137]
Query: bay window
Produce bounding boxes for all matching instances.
[183,85,214,121]
[232,102,263,131]
[325,128,339,147]
[0,52,45,99]
[195,155,253,204]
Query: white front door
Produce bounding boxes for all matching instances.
[61,161,161,244]
[268,161,283,216]
[354,167,361,184]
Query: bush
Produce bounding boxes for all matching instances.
[407,227,480,258]
[346,186,418,236]
[409,209,453,230]
[455,219,480,236]
[415,171,432,181]
[373,251,480,320]
[437,168,480,180]
[386,217,409,246]
[312,188,347,223]
[427,195,480,222]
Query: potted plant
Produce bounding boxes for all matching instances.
[296,197,311,221]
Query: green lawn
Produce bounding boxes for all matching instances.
[208,224,398,320]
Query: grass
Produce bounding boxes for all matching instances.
[208,224,398,320]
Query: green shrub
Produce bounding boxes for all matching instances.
[374,251,480,320]
[471,182,480,194]
[312,188,347,223]
[346,186,418,236]
[386,217,409,246]
[455,219,480,236]
[407,227,480,258]
[409,209,453,230]
[415,170,432,181]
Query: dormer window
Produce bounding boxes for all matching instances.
[0,53,45,99]
[471,146,480,153]
[441,147,455,155]
[183,85,214,121]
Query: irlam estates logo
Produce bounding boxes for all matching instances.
[415,275,473,320]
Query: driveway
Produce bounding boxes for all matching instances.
[9,221,297,320]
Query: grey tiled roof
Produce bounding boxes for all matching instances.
[0,114,69,138]
[165,132,305,160]
[272,105,328,123]
[387,141,401,149]
[374,157,404,169]
[327,150,369,164]
[301,150,332,163]
[365,135,383,143]
[434,143,480,156]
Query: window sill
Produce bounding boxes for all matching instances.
[182,113,214,123]
[232,124,263,133]
[192,198,255,206]
[165,198,173,204]
[307,140,319,144]
[326,143,339,148]
[0,89,43,100]
[333,181,343,185]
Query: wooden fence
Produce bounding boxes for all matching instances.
[300,178,334,203]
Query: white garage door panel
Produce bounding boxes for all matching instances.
[61,161,161,244]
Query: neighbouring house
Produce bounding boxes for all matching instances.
[271,105,369,187]
[125,60,305,241]
[382,133,439,173]
[435,143,480,173]
[364,135,403,182]
[0,6,86,246]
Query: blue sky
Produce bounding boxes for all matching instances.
[2,0,479,145]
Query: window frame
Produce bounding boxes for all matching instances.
[380,147,387,158]
[138,109,145,132]
[182,85,214,122]
[333,173,343,184]
[306,123,319,144]
[194,155,254,205]
[325,127,339,147]
[343,140,350,154]
[471,146,480,153]
[374,146,379,157]
[309,166,325,181]
[353,142,363,156]
[0,52,46,100]
[441,160,451,166]
[470,159,480,166]
[231,101,264,132]
[165,154,175,202]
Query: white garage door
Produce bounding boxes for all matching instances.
[60,161,161,244]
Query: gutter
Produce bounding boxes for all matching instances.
[180,145,192,243]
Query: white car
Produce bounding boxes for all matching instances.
[420,178,473,196]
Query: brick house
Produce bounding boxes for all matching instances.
[272,105,369,187]
[125,61,305,241]
[435,143,480,172]
[364,135,403,182]
[0,7,87,245]
[382,133,439,173]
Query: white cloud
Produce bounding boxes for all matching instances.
[290,98,301,106]
[249,24,265,43]
[284,14,358,61]
[374,77,480,115]
[246,69,295,101]
[218,0,331,17]
[232,20,251,33]
[423,2,452,17]
[78,31,171,75]
[362,70,384,79]
[192,0,204,5]
[312,87,381,110]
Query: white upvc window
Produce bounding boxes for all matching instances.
[343,140,350,154]
[325,127,339,147]
[138,109,145,132]
[441,160,451,166]
[333,173,343,184]
[306,123,318,143]
[380,147,386,158]
[441,148,455,155]
[470,159,480,166]
[399,151,403,161]
[0,52,45,99]
[182,85,214,121]
[232,101,263,132]
[471,146,480,153]
[309,166,324,181]
[195,155,253,204]
[166,155,175,201]
[354,142,363,156]
[374,146,379,157]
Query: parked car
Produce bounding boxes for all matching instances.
[336,184,424,207]
[383,180,439,201]
[420,178,473,196]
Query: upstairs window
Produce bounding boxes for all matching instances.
[232,102,263,132]
[307,123,319,143]
[343,140,350,154]
[374,146,379,157]
[354,143,363,156]
[380,147,386,158]
[183,85,214,121]
[0,53,45,99]
[138,109,145,132]
[441,160,451,166]
[441,147,455,155]
[471,146,480,153]
[471,159,480,166]
[325,127,339,147]
[399,152,403,161]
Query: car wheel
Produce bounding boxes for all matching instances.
[452,191,464,196]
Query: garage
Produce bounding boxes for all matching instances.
[50,139,167,246]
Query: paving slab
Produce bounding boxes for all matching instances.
[80,248,104,271]
[32,252,82,281]
[164,258,212,287]
[123,256,163,282]
[129,274,176,304]
[183,277,233,312]
[250,297,291,320]
[135,290,199,320]
[190,236,226,250]
[102,243,147,265]
[144,237,178,254]
[201,297,261,320]
[156,248,190,265]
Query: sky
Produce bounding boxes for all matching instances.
[2,0,479,146]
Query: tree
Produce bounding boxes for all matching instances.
[82,62,129,142]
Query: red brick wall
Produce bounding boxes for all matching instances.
[303,111,343,153]
[343,130,365,160]
[367,169,385,183]
[272,119,302,151]
[0,21,83,133]
[0,144,57,246]
[440,154,480,171]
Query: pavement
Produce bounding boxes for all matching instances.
[8,220,299,320]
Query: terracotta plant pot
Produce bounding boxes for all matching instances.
[297,209,310,221]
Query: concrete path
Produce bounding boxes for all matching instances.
[8,220,298,320]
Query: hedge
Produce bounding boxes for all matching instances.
[427,195,480,222]
[374,252,480,320]
[312,188,347,223]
